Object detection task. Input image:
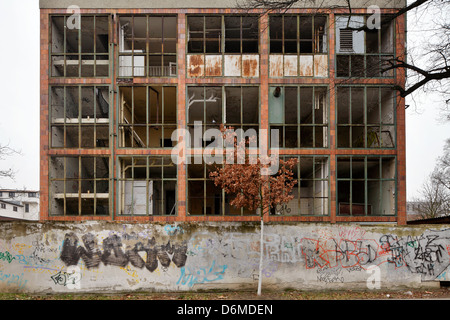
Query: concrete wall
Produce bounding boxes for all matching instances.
[1,221,450,293]
[39,0,406,9]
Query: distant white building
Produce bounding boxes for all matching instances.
[0,190,39,221]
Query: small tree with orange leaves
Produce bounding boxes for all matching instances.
[209,125,297,296]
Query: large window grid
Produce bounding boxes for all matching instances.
[187,15,259,54]
[271,156,330,216]
[49,156,110,216]
[118,86,177,148]
[269,15,328,54]
[336,15,395,78]
[117,156,177,216]
[269,86,328,148]
[187,162,257,216]
[187,86,259,148]
[337,156,396,216]
[50,15,110,77]
[50,86,110,149]
[119,15,177,77]
[337,86,396,149]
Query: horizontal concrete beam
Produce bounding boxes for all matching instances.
[39,0,406,9]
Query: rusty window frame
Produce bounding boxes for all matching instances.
[269,85,329,148]
[269,14,328,55]
[336,86,396,149]
[335,15,395,78]
[187,15,260,54]
[270,155,330,216]
[117,155,177,216]
[118,15,178,77]
[186,161,258,216]
[118,85,177,148]
[50,14,110,78]
[336,156,397,216]
[49,156,110,216]
[50,85,111,149]
[186,86,260,148]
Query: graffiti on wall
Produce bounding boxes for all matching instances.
[60,232,188,272]
[300,231,450,281]
[177,260,228,288]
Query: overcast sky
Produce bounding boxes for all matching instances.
[0,0,449,200]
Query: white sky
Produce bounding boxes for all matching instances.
[0,0,449,200]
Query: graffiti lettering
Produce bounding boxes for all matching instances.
[60,233,188,272]
[51,267,81,289]
[0,271,27,290]
[0,251,15,263]
[177,260,227,288]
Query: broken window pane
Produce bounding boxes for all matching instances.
[119,86,176,148]
[242,16,259,53]
[118,156,177,215]
[50,156,109,216]
[284,16,298,54]
[271,156,329,215]
[205,17,221,53]
[119,15,177,77]
[270,86,328,148]
[337,87,396,148]
[51,86,110,149]
[336,15,394,78]
[51,15,110,77]
[270,16,283,53]
[337,156,395,216]
[270,15,327,54]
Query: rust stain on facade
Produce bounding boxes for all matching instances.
[269,55,283,78]
[299,55,313,77]
[314,55,328,77]
[205,55,223,77]
[187,54,204,77]
[224,55,241,77]
[242,55,259,78]
[284,55,298,77]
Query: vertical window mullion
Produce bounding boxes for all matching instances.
[364,157,368,216]
[94,86,97,149]
[162,86,165,148]
[132,87,135,148]
[364,87,367,148]
[132,16,135,76]
[131,157,135,216]
[63,157,67,216]
[78,19,82,77]
[349,88,353,148]
[94,157,97,216]
[349,157,353,216]
[78,157,81,216]
[146,85,149,148]
[146,156,149,216]
[78,86,82,148]
[94,16,97,77]
[312,87,316,148]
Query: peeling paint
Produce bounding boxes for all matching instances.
[299,55,314,77]
[242,55,259,78]
[314,55,328,77]
[205,55,222,77]
[187,54,204,77]
[269,55,283,78]
[224,55,241,77]
[284,55,298,77]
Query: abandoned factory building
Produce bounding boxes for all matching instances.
[39,0,407,224]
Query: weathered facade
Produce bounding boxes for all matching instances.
[39,0,407,225]
[2,221,450,293]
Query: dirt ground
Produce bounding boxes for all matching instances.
[3,287,450,300]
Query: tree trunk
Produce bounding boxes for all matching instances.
[257,213,264,296]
